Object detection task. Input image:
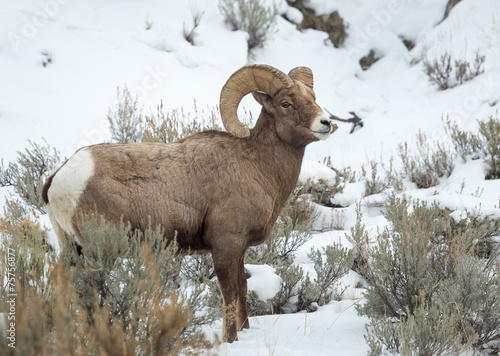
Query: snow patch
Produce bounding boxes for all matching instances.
[246,264,281,301]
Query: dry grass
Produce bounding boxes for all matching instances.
[0,208,216,355]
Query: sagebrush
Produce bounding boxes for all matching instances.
[107,85,144,143]
[354,198,500,355]
[0,139,60,214]
[0,211,216,355]
[423,50,485,90]
[143,101,223,143]
[398,131,454,188]
[218,0,278,51]
[447,115,500,180]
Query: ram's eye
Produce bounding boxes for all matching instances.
[281,102,292,108]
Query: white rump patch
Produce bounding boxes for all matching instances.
[46,147,94,242]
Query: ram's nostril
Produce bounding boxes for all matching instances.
[320,119,330,127]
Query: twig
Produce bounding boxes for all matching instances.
[184,10,205,45]
[324,108,364,134]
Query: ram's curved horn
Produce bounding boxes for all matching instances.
[288,67,314,89]
[220,64,294,138]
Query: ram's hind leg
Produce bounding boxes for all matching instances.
[46,206,66,250]
[237,256,249,330]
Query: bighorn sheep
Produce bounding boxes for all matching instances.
[42,64,336,342]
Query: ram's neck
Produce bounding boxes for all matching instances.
[248,112,305,209]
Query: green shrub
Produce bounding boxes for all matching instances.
[451,212,500,258]
[364,255,500,355]
[109,92,241,145]
[423,52,453,90]
[218,0,278,51]
[362,158,404,197]
[345,203,371,275]
[297,243,354,311]
[244,187,353,314]
[321,157,403,201]
[246,243,353,315]
[364,302,467,356]
[181,253,215,283]
[363,162,389,197]
[204,274,223,310]
[1,205,214,354]
[107,85,144,143]
[0,261,212,356]
[63,214,217,344]
[478,117,500,179]
[322,156,358,184]
[445,119,482,161]
[358,199,471,318]
[384,200,499,259]
[447,116,500,179]
[0,139,60,213]
[269,260,304,313]
[455,50,486,85]
[0,263,95,356]
[398,131,454,188]
[0,201,54,302]
[247,290,270,316]
[357,198,500,354]
[245,188,314,267]
[245,210,312,267]
[279,186,318,230]
[144,101,223,143]
[301,177,344,207]
[435,256,500,350]
[179,252,224,320]
[423,50,485,90]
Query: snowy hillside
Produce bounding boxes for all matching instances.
[1,0,500,354]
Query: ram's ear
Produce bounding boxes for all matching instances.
[252,91,273,111]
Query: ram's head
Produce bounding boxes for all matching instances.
[220,65,337,145]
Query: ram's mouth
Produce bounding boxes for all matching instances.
[312,130,331,140]
[314,123,338,134]
[312,123,338,139]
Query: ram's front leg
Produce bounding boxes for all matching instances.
[212,247,242,343]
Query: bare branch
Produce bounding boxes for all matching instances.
[324,108,364,134]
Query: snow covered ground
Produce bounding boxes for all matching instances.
[1,0,500,354]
